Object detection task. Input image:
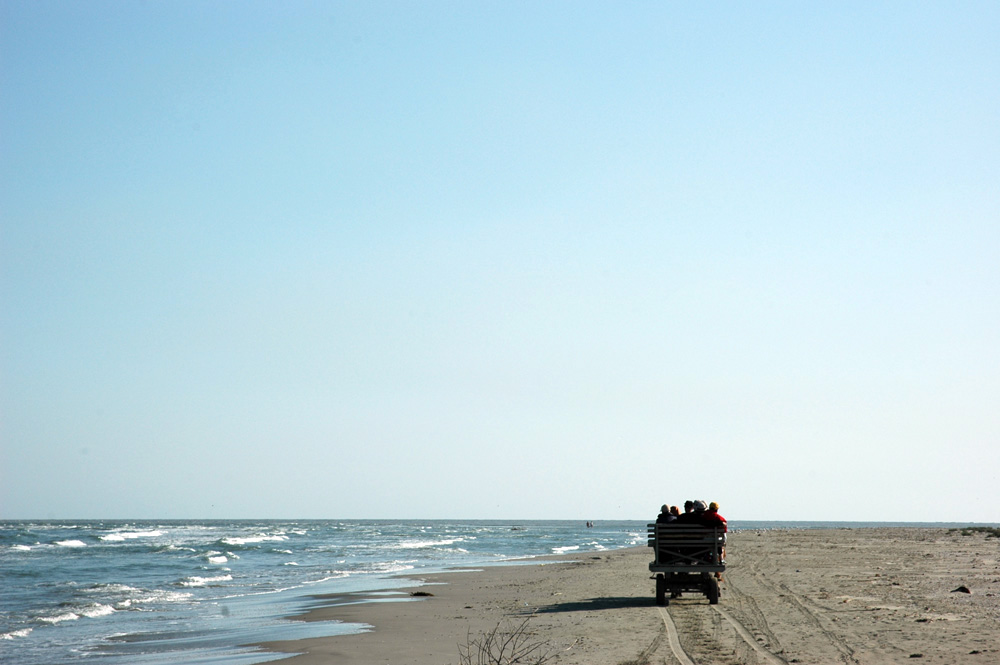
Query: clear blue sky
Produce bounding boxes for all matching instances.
[2,1,997,521]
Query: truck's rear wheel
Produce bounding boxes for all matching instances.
[655,574,666,606]
[707,576,720,604]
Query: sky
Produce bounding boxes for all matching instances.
[1,2,998,522]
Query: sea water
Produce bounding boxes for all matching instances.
[2,519,985,665]
[0,520,646,664]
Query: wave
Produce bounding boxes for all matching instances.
[38,612,80,624]
[1,628,32,640]
[127,589,193,604]
[367,560,415,574]
[178,574,233,588]
[38,603,116,624]
[391,538,465,549]
[54,540,87,547]
[78,582,196,610]
[82,583,141,594]
[99,530,164,542]
[552,545,580,554]
[219,535,288,546]
[79,603,116,618]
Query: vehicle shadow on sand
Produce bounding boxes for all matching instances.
[528,596,656,613]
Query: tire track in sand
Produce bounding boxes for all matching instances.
[710,604,787,665]
[745,559,860,664]
[660,601,786,665]
[722,576,784,654]
[656,606,695,665]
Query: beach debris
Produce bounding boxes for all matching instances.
[410,591,434,597]
[951,585,972,594]
[909,654,924,658]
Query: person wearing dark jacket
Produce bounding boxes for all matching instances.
[656,504,677,524]
[677,499,707,523]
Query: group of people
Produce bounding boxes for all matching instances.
[655,500,728,578]
[656,500,727,532]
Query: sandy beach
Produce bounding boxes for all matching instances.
[259,528,999,664]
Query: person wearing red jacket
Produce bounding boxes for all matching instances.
[701,501,728,580]
[700,501,727,532]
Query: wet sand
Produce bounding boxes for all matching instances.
[258,528,999,664]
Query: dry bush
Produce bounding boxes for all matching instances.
[458,618,554,665]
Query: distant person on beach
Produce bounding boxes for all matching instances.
[656,505,677,524]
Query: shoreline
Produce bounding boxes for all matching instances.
[257,528,1000,664]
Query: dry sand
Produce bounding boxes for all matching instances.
[258,528,999,664]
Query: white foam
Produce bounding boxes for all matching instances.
[83,583,139,594]
[39,603,116,624]
[179,574,233,587]
[39,612,80,624]
[552,545,580,554]
[369,561,415,573]
[393,538,463,549]
[133,589,193,604]
[55,540,87,547]
[283,561,299,566]
[207,555,228,564]
[79,603,116,618]
[220,535,288,546]
[12,544,31,551]
[1,628,33,640]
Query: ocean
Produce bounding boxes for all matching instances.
[0,519,983,664]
